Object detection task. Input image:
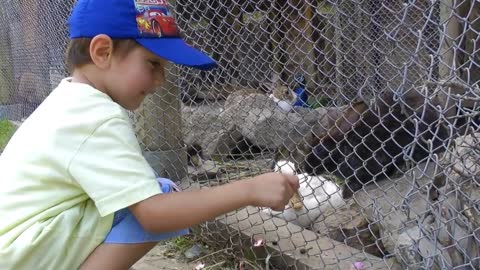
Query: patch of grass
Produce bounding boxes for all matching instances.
[191,228,266,270]
[161,232,256,269]
[172,234,196,253]
[0,120,16,150]
[158,235,197,260]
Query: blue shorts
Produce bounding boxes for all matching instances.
[104,178,190,244]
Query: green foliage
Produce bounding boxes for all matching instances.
[171,235,196,253]
[0,120,15,150]
[309,96,332,109]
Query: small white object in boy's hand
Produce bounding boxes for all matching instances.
[274,160,296,175]
[265,160,346,228]
[273,160,303,210]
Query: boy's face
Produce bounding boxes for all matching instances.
[105,45,167,110]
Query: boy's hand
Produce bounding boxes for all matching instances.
[247,172,300,211]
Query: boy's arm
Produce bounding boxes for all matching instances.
[129,173,298,233]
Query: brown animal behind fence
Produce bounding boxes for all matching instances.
[303,85,476,199]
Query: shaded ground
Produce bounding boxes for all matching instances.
[132,243,194,270]
[133,234,245,270]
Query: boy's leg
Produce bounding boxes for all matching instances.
[80,178,188,269]
[79,242,157,270]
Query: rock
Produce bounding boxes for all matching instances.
[347,133,480,269]
[220,93,295,150]
[280,105,345,167]
[212,127,244,158]
[312,202,385,257]
[220,92,344,154]
[350,161,448,267]
[312,202,364,241]
[223,87,264,108]
[435,133,480,269]
[353,162,440,246]
[384,257,403,270]
[187,160,221,182]
[434,201,480,268]
[395,226,453,270]
[182,90,344,162]
[182,103,228,159]
[188,169,219,183]
[187,158,273,187]
[184,244,205,260]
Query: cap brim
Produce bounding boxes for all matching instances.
[136,38,217,71]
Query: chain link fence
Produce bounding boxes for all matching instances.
[1,0,480,269]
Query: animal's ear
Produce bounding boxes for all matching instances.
[331,102,368,136]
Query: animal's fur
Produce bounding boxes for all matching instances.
[304,88,453,199]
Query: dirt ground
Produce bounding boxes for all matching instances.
[132,244,194,270]
[132,235,240,270]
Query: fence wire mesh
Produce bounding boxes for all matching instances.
[1,0,480,269]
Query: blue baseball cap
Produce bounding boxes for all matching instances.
[68,0,217,70]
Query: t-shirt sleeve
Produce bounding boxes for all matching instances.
[68,117,161,217]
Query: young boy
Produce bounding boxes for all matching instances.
[0,0,299,269]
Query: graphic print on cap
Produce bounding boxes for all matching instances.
[134,0,180,38]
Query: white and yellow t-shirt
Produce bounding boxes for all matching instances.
[0,78,161,269]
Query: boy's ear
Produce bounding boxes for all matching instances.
[89,34,114,69]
